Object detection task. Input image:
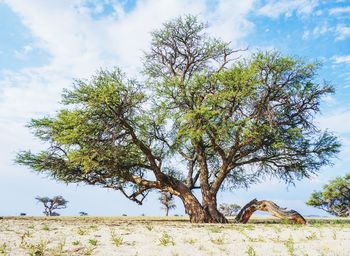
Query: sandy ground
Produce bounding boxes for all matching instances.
[0,217,349,256]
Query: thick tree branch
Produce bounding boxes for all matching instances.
[236,198,306,224]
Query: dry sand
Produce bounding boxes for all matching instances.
[0,216,349,255]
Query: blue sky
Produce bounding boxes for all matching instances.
[0,0,349,217]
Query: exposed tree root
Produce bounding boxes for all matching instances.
[235,198,307,224]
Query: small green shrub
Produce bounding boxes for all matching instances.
[77,227,89,235]
[88,239,98,246]
[72,240,80,246]
[27,240,48,256]
[41,224,50,231]
[210,235,225,245]
[207,226,222,233]
[82,246,96,256]
[284,235,295,256]
[184,238,197,245]
[49,241,65,256]
[0,243,9,255]
[111,230,124,247]
[281,219,291,225]
[305,232,317,240]
[245,245,257,256]
[158,232,175,246]
[145,224,153,231]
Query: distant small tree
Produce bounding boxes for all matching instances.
[306,174,350,217]
[35,196,68,216]
[159,192,176,216]
[19,213,27,216]
[219,203,241,216]
[79,211,88,216]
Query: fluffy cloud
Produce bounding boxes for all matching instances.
[333,55,350,64]
[318,110,350,134]
[0,0,258,215]
[4,0,255,77]
[329,6,350,16]
[335,24,350,40]
[302,23,332,40]
[257,0,319,18]
[0,0,256,180]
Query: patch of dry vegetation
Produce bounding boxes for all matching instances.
[0,216,349,255]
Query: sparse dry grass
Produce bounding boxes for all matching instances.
[0,216,349,255]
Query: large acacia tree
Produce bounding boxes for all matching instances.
[16,16,339,223]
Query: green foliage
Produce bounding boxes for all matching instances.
[16,15,340,218]
[306,173,350,217]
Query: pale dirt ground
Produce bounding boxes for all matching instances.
[0,216,349,256]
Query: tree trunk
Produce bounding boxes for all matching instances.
[165,207,169,217]
[235,198,307,224]
[44,207,52,216]
[203,195,228,223]
[175,183,209,222]
[176,183,228,223]
[193,141,228,223]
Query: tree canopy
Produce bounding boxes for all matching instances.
[219,203,241,216]
[159,192,177,216]
[16,15,340,223]
[35,195,68,216]
[306,173,350,217]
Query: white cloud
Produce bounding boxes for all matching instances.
[3,0,255,76]
[303,23,332,39]
[316,109,350,176]
[302,30,310,40]
[206,0,255,44]
[329,6,350,15]
[257,0,319,19]
[13,45,33,60]
[0,0,256,128]
[335,24,350,40]
[0,0,256,202]
[333,55,350,64]
[0,0,259,216]
[317,110,350,134]
[312,23,331,36]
